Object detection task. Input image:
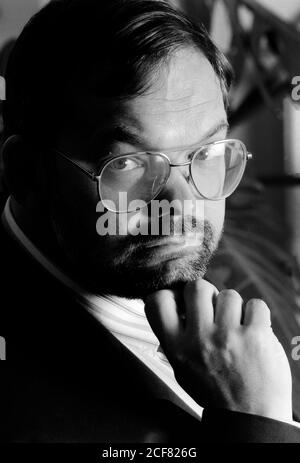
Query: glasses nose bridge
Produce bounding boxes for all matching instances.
[168,159,193,185]
[159,150,191,169]
[154,153,191,189]
[169,159,192,168]
[159,157,194,200]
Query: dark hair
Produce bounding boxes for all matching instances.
[3,0,233,143]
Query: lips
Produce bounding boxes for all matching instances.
[143,238,186,249]
[138,238,201,266]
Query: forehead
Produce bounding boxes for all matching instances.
[60,47,227,156]
[121,47,227,150]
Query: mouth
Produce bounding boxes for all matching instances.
[138,238,201,266]
[143,238,186,249]
[144,235,203,249]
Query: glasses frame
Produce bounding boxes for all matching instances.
[53,138,253,213]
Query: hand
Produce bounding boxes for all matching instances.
[144,279,293,422]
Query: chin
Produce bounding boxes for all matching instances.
[89,252,212,300]
[62,219,221,299]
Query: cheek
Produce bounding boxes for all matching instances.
[203,199,225,235]
[95,208,144,239]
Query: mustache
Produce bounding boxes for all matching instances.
[99,216,214,264]
[127,214,205,237]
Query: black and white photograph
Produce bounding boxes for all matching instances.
[1,0,300,453]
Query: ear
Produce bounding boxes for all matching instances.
[1,134,40,205]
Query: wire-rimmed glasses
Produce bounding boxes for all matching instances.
[53,139,252,213]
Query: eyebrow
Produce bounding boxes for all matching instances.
[199,121,229,144]
[93,119,229,154]
[108,125,145,147]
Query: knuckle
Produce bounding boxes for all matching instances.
[186,279,204,294]
[145,289,175,312]
[218,288,241,300]
[186,278,217,294]
[247,298,269,310]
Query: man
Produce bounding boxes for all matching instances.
[1,0,300,443]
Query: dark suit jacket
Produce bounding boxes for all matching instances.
[1,200,300,443]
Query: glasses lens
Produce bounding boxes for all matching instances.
[99,153,170,212]
[191,140,246,199]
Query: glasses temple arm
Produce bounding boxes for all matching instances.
[53,149,97,181]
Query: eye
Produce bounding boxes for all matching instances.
[193,147,210,161]
[109,157,142,171]
[187,148,206,162]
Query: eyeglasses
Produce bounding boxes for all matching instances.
[53,139,252,213]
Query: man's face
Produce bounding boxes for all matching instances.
[50,48,228,298]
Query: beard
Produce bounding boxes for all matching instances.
[52,207,221,299]
[98,219,218,298]
[86,217,219,299]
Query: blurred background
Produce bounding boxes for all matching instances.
[1,0,300,417]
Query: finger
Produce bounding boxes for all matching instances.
[184,279,218,332]
[243,298,271,327]
[214,289,243,328]
[144,289,181,346]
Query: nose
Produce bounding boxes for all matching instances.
[155,164,198,216]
